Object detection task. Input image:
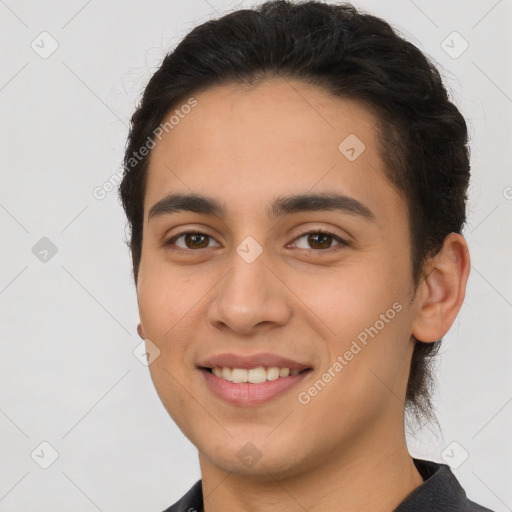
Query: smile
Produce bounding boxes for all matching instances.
[199,366,313,406]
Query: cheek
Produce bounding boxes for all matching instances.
[309,256,406,333]
[306,257,411,392]
[137,257,198,340]
[137,266,201,426]
[295,308,410,436]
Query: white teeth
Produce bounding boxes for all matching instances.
[221,367,232,381]
[231,368,248,383]
[210,366,306,382]
[248,367,267,384]
[279,368,290,377]
[266,366,280,381]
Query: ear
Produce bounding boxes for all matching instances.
[137,322,146,340]
[412,233,471,343]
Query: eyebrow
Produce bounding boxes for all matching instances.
[148,192,376,222]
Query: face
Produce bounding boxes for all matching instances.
[136,78,421,478]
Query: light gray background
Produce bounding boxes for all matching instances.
[1,0,511,511]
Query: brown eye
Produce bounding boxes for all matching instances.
[307,232,333,249]
[183,233,209,249]
[291,230,348,251]
[164,231,220,252]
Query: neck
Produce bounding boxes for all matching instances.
[199,421,424,512]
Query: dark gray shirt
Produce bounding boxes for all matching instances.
[162,457,494,512]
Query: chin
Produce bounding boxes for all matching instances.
[198,434,311,479]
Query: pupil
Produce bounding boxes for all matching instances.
[310,233,330,249]
[187,233,208,248]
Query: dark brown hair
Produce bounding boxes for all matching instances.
[119,0,470,425]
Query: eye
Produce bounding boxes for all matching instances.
[164,231,220,252]
[163,229,349,254]
[289,230,349,251]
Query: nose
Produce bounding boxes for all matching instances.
[207,252,292,336]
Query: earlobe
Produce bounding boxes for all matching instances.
[412,233,471,343]
[137,322,146,340]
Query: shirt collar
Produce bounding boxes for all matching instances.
[393,457,491,511]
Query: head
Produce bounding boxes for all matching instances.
[119,0,470,474]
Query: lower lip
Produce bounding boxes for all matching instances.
[200,368,312,406]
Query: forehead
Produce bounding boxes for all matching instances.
[144,78,405,225]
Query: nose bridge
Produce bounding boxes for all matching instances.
[207,239,292,333]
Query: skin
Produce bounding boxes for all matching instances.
[135,78,470,512]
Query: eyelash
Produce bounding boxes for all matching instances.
[163,229,349,254]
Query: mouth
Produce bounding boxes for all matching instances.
[196,353,314,406]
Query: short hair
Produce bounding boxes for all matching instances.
[119,0,470,426]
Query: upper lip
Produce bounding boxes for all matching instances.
[197,352,312,372]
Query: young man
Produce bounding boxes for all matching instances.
[119,1,493,510]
